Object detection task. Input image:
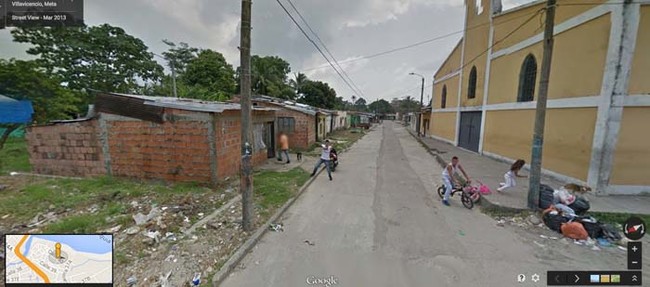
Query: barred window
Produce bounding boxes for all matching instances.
[441,85,447,109]
[278,117,295,133]
[467,66,477,99]
[518,54,537,102]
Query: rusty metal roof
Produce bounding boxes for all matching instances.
[251,95,318,116]
[107,92,276,113]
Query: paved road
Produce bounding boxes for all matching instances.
[222,122,645,287]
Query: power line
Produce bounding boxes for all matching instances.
[275,0,363,97]
[299,7,542,73]
[284,0,365,98]
[379,8,544,100]
[299,0,642,73]
[457,8,544,72]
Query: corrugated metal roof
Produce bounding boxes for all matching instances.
[251,95,318,116]
[107,92,276,113]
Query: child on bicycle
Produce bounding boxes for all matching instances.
[497,159,527,192]
[441,156,471,206]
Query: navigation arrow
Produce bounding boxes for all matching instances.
[574,274,580,283]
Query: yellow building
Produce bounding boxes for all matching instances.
[427,0,650,195]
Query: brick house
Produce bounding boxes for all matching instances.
[26,92,276,185]
[232,95,319,150]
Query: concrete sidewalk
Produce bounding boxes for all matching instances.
[407,128,650,215]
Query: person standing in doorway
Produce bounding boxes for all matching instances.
[277,132,290,164]
[311,140,333,181]
[441,156,471,206]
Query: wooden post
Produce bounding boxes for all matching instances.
[240,0,254,231]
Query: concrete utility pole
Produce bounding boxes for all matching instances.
[528,0,556,209]
[409,72,425,136]
[170,59,178,98]
[240,0,254,231]
[162,40,179,98]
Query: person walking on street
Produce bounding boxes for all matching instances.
[497,159,527,192]
[311,140,333,181]
[277,132,290,164]
[441,156,471,206]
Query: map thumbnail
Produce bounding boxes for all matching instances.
[5,234,113,284]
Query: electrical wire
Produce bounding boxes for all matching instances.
[284,0,365,98]
[299,7,543,73]
[379,7,545,100]
[275,0,363,97]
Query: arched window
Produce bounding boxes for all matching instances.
[518,54,537,102]
[467,66,477,99]
[441,85,447,109]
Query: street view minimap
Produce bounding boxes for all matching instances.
[5,234,112,284]
[0,0,649,286]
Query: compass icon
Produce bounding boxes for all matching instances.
[623,216,646,240]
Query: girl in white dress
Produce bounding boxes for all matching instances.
[497,159,527,192]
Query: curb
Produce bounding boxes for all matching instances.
[405,129,529,213]
[211,134,364,286]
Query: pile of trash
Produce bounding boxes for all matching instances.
[538,184,626,247]
[542,206,622,243]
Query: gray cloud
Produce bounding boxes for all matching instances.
[0,0,536,102]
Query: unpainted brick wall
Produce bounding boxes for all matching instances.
[216,110,274,178]
[254,102,316,149]
[105,109,212,183]
[25,108,274,183]
[25,120,106,176]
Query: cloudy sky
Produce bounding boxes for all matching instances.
[0,0,535,103]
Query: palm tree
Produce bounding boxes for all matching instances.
[289,73,308,93]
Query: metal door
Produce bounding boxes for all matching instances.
[458,111,482,152]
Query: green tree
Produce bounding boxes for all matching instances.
[289,72,308,93]
[354,97,368,112]
[11,24,164,100]
[245,55,293,99]
[298,80,337,109]
[368,99,395,114]
[183,49,236,100]
[0,59,80,148]
[161,40,199,76]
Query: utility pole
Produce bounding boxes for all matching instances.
[528,0,556,209]
[419,77,424,136]
[162,40,179,98]
[240,0,254,231]
[409,72,425,136]
[170,59,178,98]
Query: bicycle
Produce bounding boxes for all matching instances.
[437,182,475,209]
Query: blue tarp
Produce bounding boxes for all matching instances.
[0,95,34,124]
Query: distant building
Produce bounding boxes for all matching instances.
[426,0,650,194]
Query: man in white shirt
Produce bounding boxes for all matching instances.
[310,140,333,181]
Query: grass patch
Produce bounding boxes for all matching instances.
[115,251,130,265]
[587,212,650,226]
[0,137,31,174]
[254,167,309,209]
[44,214,106,233]
[481,205,532,219]
[304,128,367,156]
[0,176,208,224]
